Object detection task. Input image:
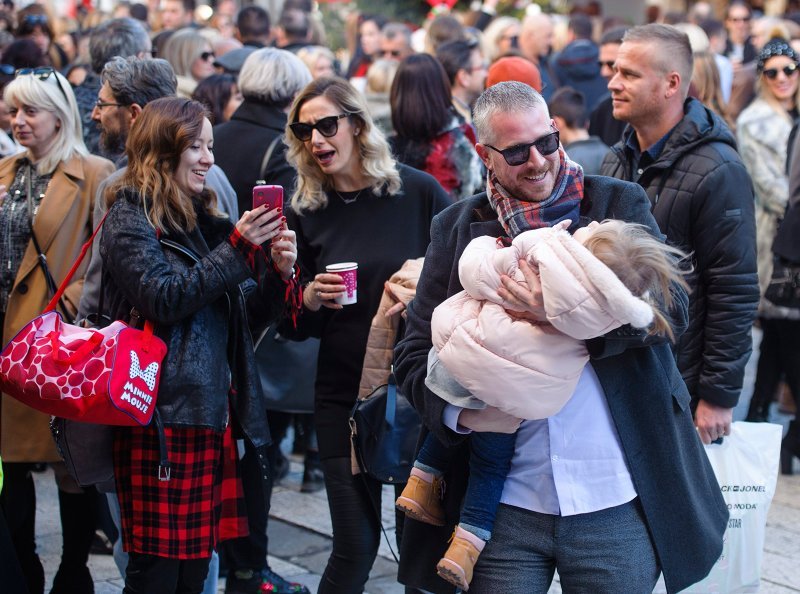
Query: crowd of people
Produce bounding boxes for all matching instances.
[0,0,796,593]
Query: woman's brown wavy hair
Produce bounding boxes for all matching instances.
[106,97,221,233]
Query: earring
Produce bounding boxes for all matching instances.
[354,129,360,135]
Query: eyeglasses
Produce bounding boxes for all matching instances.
[22,14,48,26]
[0,63,15,75]
[598,60,615,70]
[200,51,215,61]
[485,130,560,166]
[15,67,68,101]
[289,113,350,141]
[95,98,125,110]
[763,63,799,79]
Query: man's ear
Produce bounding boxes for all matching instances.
[552,115,566,131]
[128,103,143,124]
[665,71,682,98]
[475,143,492,168]
[455,68,470,89]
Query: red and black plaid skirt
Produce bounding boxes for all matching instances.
[113,422,248,559]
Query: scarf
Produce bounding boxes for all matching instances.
[487,149,584,238]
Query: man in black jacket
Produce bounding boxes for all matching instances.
[601,24,759,445]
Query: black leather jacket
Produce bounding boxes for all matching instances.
[100,188,291,448]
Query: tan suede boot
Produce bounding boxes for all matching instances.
[395,474,446,526]
[436,529,483,591]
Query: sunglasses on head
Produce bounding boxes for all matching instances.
[200,51,215,61]
[485,130,560,166]
[290,113,350,142]
[763,63,799,79]
[15,67,68,101]
[0,63,15,75]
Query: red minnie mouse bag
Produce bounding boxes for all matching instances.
[0,214,166,426]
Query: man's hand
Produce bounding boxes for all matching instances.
[694,399,732,444]
[497,258,546,320]
[458,406,523,434]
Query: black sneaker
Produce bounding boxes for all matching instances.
[224,570,262,594]
[261,568,311,594]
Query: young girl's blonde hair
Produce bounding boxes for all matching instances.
[582,220,690,341]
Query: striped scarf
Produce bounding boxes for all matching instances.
[487,149,584,238]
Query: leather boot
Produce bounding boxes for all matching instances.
[50,488,96,594]
[395,474,446,526]
[781,420,800,475]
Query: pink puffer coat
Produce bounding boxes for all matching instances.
[431,226,654,420]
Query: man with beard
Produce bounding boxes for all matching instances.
[80,56,237,317]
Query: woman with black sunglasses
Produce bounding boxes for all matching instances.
[283,77,450,594]
[0,67,114,594]
[737,37,800,424]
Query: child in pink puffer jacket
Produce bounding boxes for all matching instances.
[396,219,688,591]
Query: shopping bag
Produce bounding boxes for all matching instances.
[654,421,782,593]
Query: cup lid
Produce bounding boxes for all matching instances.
[326,262,358,271]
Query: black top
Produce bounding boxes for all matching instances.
[285,164,450,459]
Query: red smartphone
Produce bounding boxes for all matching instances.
[252,184,283,211]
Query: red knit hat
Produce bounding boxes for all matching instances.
[486,56,543,92]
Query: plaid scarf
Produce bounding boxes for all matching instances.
[487,149,584,238]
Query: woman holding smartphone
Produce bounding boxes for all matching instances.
[100,96,299,593]
[284,77,450,594]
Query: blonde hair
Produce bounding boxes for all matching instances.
[756,35,800,120]
[582,220,690,341]
[366,59,399,94]
[481,16,520,64]
[160,29,210,79]
[286,77,401,213]
[692,51,732,127]
[3,70,87,174]
[297,45,336,77]
[107,97,222,233]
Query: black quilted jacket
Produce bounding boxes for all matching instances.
[601,98,759,408]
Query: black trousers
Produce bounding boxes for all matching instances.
[0,463,44,594]
[317,457,406,594]
[751,318,800,416]
[123,553,210,594]
[219,412,291,573]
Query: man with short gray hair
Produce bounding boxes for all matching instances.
[394,80,727,593]
[74,17,152,156]
[380,22,414,61]
[601,24,759,446]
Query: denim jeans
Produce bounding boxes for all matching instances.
[416,431,516,540]
[469,499,659,593]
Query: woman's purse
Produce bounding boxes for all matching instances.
[764,256,800,308]
[0,214,166,427]
[349,372,420,485]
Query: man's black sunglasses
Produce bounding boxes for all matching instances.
[763,63,799,79]
[289,113,349,142]
[485,130,560,166]
[15,67,69,101]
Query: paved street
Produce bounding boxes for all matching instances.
[32,328,800,593]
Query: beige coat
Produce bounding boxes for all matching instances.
[0,152,114,462]
[358,258,424,397]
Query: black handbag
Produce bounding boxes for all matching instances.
[50,417,115,489]
[255,327,318,413]
[765,256,800,308]
[349,373,420,484]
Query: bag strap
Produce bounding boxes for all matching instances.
[258,135,283,183]
[357,470,400,563]
[43,209,110,314]
[26,164,70,314]
[385,374,397,426]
